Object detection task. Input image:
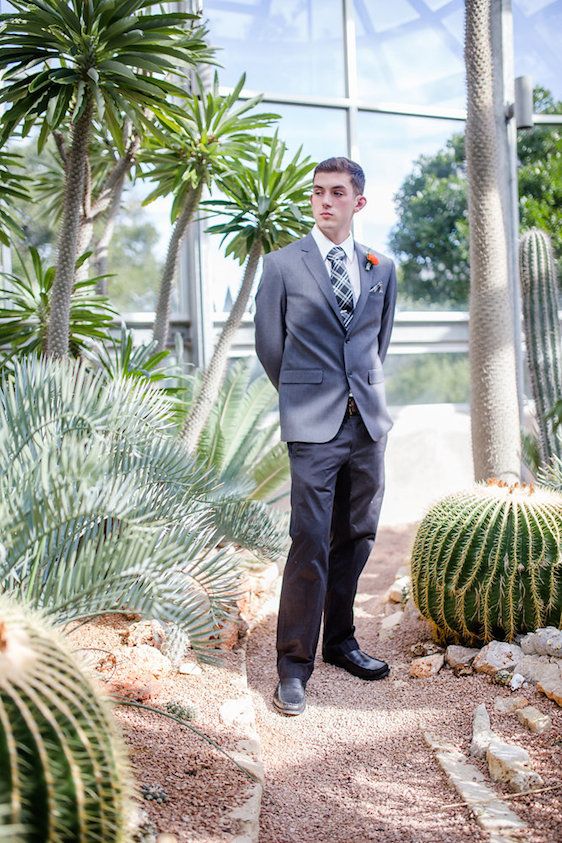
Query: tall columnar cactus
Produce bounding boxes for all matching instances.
[464,0,521,481]
[411,480,562,645]
[0,597,132,841]
[520,228,562,465]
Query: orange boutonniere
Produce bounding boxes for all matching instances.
[365,252,379,271]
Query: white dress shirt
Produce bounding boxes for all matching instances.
[311,224,360,304]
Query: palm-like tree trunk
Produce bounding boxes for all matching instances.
[46,97,94,357]
[153,183,203,350]
[182,238,263,452]
[92,186,121,293]
[465,0,520,481]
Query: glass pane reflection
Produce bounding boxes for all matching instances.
[355,111,463,295]
[204,0,346,98]
[206,104,347,313]
[354,0,465,109]
[513,0,562,100]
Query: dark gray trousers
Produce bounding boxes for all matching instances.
[277,413,387,681]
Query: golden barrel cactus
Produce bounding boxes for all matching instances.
[0,597,132,841]
[411,480,562,645]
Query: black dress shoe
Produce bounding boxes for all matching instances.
[323,648,390,680]
[273,678,306,716]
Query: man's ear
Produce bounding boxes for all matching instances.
[354,195,367,213]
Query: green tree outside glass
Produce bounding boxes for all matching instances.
[390,86,561,308]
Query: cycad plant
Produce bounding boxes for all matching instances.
[192,357,289,502]
[0,357,286,658]
[0,248,115,369]
[142,72,278,349]
[0,595,132,841]
[411,479,562,644]
[181,135,315,451]
[0,0,211,357]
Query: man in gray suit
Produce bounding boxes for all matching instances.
[254,157,397,716]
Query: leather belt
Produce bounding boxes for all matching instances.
[347,396,359,416]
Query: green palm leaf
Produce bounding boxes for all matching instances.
[203,132,315,262]
[0,1,213,147]
[0,150,31,245]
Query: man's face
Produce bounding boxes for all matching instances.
[310,171,366,241]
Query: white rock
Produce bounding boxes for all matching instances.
[516,705,552,735]
[470,704,500,759]
[379,610,403,637]
[121,619,166,650]
[409,653,444,678]
[126,644,171,678]
[445,645,479,672]
[516,654,561,686]
[219,698,254,731]
[156,836,178,843]
[510,672,526,691]
[487,740,544,793]
[425,733,526,839]
[177,661,202,676]
[520,627,562,658]
[472,641,522,676]
[536,676,562,707]
[385,575,411,603]
[493,695,529,715]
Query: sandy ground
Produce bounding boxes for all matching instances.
[247,524,562,843]
[73,616,254,842]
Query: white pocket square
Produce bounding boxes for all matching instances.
[369,282,383,294]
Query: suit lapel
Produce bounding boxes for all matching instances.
[349,243,384,331]
[301,234,347,329]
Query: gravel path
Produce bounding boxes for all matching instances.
[246,523,562,843]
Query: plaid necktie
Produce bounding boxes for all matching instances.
[327,245,354,328]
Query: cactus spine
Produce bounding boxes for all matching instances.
[520,228,562,464]
[0,598,132,841]
[411,480,562,645]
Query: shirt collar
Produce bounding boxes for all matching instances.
[311,224,355,263]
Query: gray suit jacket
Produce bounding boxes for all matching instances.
[254,232,397,443]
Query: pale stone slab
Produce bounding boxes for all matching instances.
[446,644,479,672]
[516,654,560,686]
[379,610,403,637]
[410,653,444,678]
[487,740,544,793]
[470,703,500,759]
[493,695,529,715]
[127,643,172,678]
[425,733,526,839]
[177,661,202,676]
[220,698,255,731]
[536,676,562,707]
[520,627,562,658]
[516,705,552,735]
[472,642,522,676]
[385,574,411,603]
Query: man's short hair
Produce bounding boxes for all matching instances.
[313,157,365,195]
